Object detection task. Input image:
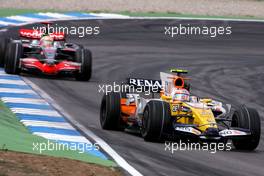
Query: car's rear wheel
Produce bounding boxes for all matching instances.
[231,105,261,150]
[100,92,124,130]
[4,41,22,74]
[141,100,172,141]
[75,48,92,81]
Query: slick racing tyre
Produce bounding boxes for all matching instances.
[0,38,9,67]
[4,40,22,74]
[141,100,172,142]
[231,105,261,150]
[100,92,125,130]
[75,48,92,81]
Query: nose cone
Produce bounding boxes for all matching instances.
[46,59,55,65]
[203,128,219,137]
[42,63,57,74]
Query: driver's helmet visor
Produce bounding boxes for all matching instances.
[172,89,190,101]
[41,40,53,47]
[173,93,189,101]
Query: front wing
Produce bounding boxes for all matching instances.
[20,58,81,75]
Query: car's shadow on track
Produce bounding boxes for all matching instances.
[121,129,264,153]
[20,73,95,83]
[229,149,263,153]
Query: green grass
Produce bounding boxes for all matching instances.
[0,8,66,17]
[120,11,264,20]
[0,8,263,20]
[0,100,116,167]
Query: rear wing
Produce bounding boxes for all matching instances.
[19,29,65,41]
[127,78,162,93]
[126,69,189,94]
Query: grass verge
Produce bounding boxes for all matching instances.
[0,8,66,17]
[0,8,263,21]
[120,11,264,20]
[0,100,116,167]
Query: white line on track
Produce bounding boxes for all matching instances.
[23,77,143,176]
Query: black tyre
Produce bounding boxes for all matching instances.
[4,41,22,74]
[231,105,261,150]
[0,38,9,67]
[141,100,172,141]
[75,48,92,81]
[100,92,124,130]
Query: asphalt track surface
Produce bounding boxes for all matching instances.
[2,19,264,176]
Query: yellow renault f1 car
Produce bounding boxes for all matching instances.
[100,69,261,150]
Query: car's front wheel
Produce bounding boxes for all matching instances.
[75,48,92,81]
[4,41,22,74]
[231,105,261,150]
[141,100,172,142]
[100,92,124,131]
[0,38,9,67]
